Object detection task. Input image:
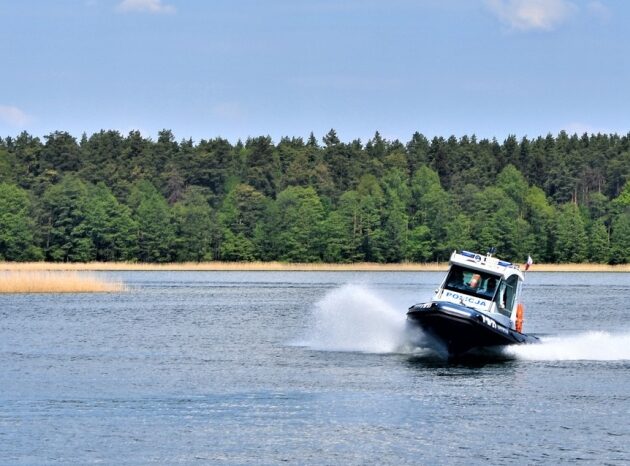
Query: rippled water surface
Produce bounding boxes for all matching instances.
[1,271,629,464]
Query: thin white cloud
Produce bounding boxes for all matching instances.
[0,105,31,127]
[485,0,576,31]
[212,102,245,122]
[116,0,175,14]
[587,1,612,21]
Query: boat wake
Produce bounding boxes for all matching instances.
[503,331,630,361]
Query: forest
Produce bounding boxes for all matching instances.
[0,129,629,264]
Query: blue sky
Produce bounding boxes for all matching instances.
[1,0,628,143]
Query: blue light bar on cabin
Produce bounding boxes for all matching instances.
[460,250,513,268]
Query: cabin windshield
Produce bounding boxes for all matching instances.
[444,265,500,301]
[495,275,519,317]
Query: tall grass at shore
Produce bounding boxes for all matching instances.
[0,261,445,272]
[0,261,628,272]
[0,271,126,293]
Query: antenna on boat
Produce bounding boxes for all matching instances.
[486,246,496,257]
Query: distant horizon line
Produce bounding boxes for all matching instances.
[3,127,630,145]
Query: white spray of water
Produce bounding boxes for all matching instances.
[505,331,630,361]
[299,284,408,353]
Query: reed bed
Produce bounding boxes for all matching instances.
[0,271,126,293]
[524,263,630,272]
[0,261,628,272]
[0,261,445,272]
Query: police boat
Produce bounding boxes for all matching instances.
[406,250,539,357]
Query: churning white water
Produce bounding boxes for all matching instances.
[299,284,408,353]
[505,331,630,361]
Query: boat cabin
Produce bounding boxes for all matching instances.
[433,251,524,329]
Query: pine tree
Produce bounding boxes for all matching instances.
[0,183,42,260]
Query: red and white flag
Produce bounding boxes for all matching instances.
[525,255,533,271]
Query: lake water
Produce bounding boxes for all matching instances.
[1,271,629,464]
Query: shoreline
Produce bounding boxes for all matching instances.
[0,261,628,272]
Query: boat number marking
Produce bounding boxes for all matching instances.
[480,314,509,334]
[481,314,497,329]
[444,291,487,308]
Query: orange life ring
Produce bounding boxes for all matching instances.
[516,303,524,333]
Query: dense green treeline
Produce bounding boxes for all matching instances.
[0,129,629,264]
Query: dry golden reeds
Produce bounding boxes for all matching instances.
[523,263,630,272]
[0,261,628,273]
[0,261,446,272]
[0,271,126,293]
